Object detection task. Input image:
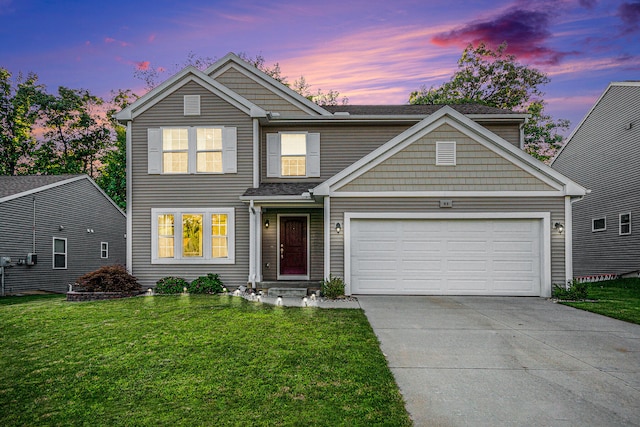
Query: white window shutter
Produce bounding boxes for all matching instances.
[184,95,200,116]
[306,133,321,177]
[436,141,456,166]
[148,128,162,174]
[266,133,280,177]
[222,127,237,174]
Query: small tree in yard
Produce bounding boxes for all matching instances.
[76,265,141,294]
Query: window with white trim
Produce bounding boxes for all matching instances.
[151,208,235,264]
[53,237,67,269]
[436,141,456,166]
[266,132,320,178]
[592,217,606,232]
[101,242,109,259]
[147,126,236,175]
[620,212,631,235]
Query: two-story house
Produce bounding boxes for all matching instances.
[116,53,585,297]
[552,82,640,279]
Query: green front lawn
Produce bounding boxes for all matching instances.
[561,278,640,325]
[0,295,411,426]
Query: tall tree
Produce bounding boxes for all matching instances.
[409,43,567,162]
[0,69,44,175]
[34,87,111,176]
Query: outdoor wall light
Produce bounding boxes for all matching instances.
[264,219,270,228]
[554,222,565,234]
[335,222,342,234]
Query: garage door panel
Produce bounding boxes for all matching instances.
[401,260,443,272]
[448,240,488,253]
[494,260,535,273]
[350,218,542,296]
[447,260,488,273]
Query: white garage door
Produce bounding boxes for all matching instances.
[350,218,542,296]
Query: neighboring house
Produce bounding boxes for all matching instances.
[116,53,585,297]
[0,175,126,295]
[552,82,640,278]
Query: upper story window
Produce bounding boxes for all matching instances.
[620,212,631,235]
[281,133,307,176]
[592,217,606,232]
[151,208,235,264]
[266,132,320,178]
[147,126,236,175]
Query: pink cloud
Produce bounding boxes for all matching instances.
[431,8,573,65]
[148,33,156,43]
[105,37,116,44]
[136,61,150,71]
[104,36,131,47]
[279,25,459,104]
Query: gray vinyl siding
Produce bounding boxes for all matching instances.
[260,208,324,281]
[340,124,554,192]
[329,197,566,286]
[261,124,412,182]
[213,67,308,116]
[481,122,521,147]
[0,178,126,294]
[130,81,254,287]
[552,84,640,276]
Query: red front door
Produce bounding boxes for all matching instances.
[280,216,307,276]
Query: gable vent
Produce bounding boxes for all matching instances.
[184,95,201,116]
[436,141,456,166]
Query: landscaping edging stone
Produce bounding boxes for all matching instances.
[66,291,140,302]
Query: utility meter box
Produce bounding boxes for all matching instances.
[26,253,37,266]
[1,257,11,267]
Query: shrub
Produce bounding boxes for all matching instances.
[76,265,141,293]
[189,273,224,294]
[553,279,589,300]
[155,276,190,294]
[321,275,345,299]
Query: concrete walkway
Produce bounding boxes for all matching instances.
[358,296,640,427]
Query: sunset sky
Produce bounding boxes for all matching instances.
[1,0,638,131]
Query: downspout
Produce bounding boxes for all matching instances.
[566,193,588,287]
[32,196,36,253]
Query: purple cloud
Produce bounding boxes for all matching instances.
[618,1,640,34]
[579,0,597,8]
[431,8,571,65]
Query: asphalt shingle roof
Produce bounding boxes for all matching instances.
[0,175,83,199]
[242,182,322,197]
[322,104,522,116]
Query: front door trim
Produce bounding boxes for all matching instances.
[277,214,310,280]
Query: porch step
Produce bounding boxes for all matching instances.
[267,287,308,297]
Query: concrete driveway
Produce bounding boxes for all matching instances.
[357,296,640,427]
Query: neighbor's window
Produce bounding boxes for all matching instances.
[152,208,235,264]
[53,237,67,269]
[101,242,109,259]
[620,213,631,235]
[196,128,223,173]
[162,128,189,173]
[281,133,307,176]
[592,217,606,232]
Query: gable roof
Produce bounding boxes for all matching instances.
[115,66,267,122]
[314,106,586,197]
[323,104,526,117]
[551,81,640,165]
[206,53,332,117]
[0,174,125,217]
